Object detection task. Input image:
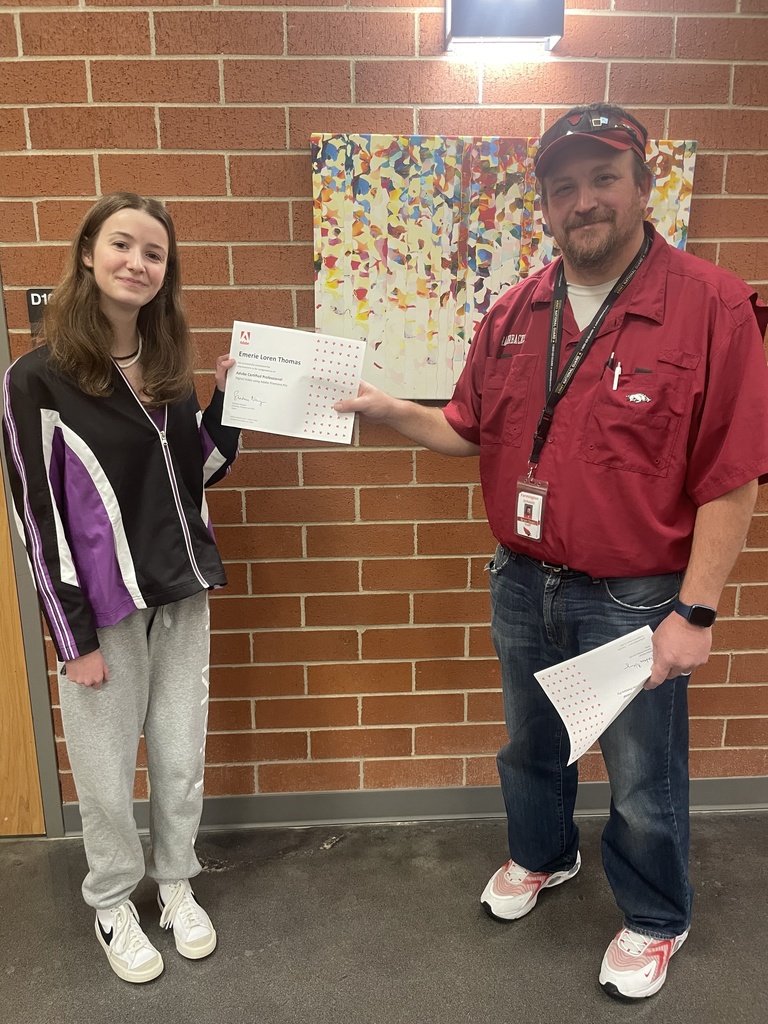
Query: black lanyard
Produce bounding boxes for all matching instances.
[527,234,651,469]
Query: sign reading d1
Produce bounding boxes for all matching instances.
[26,288,54,337]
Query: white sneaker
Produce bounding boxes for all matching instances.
[599,927,689,999]
[95,900,164,983]
[158,880,217,960]
[481,851,581,921]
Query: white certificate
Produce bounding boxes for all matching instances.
[534,626,653,765]
[221,322,365,443]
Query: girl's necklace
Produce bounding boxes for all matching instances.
[113,334,143,369]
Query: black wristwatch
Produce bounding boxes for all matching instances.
[674,600,717,628]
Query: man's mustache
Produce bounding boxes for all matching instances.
[565,214,614,232]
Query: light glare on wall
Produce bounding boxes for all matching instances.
[445,0,565,52]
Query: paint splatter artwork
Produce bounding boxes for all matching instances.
[312,134,696,399]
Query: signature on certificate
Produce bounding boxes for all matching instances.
[234,390,266,408]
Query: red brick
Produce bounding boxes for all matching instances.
[3,60,87,103]
[413,591,490,625]
[686,242,717,263]
[99,154,226,197]
[382,105,468,158]
[36,200,93,240]
[312,727,411,759]
[415,451,480,484]
[691,154,724,197]
[254,629,358,663]
[0,245,68,287]
[59,772,77,803]
[358,421,418,449]
[258,761,360,793]
[416,659,500,691]
[468,626,495,658]
[362,557,469,592]
[466,692,504,723]
[362,693,464,726]
[418,11,447,57]
[233,244,314,286]
[291,107,414,148]
[360,485,469,523]
[20,12,150,56]
[713,618,768,652]
[465,757,498,787]
[306,593,410,627]
[363,757,463,790]
[733,66,768,107]
[295,287,315,328]
[690,748,768,777]
[720,243,768,283]
[689,200,768,242]
[689,685,768,716]
[184,287,292,330]
[0,14,17,56]
[689,654,729,685]
[231,154,312,199]
[730,653,768,685]
[689,718,724,748]
[91,60,219,103]
[718,587,737,618]
[756,486,768,513]
[671,109,768,153]
[210,631,251,665]
[304,450,413,486]
[307,662,412,695]
[615,0,735,9]
[307,524,415,558]
[203,765,255,796]
[206,731,307,763]
[160,107,286,152]
[210,596,301,630]
[155,12,283,55]
[208,699,252,732]
[2,290,32,331]
[0,202,36,242]
[1,156,95,198]
[738,585,768,617]
[28,106,156,151]
[741,0,768,11]
[251,559,359,596]
[356,61,477,104]
[554,14,673,58]
[228,452,300,488]
[730,550,768,585]
[179,246,230,287]
[246,487,355,525]
[725,155,768,196]
[255,696,358,729]
[485,62,606,106]
[215,525,302,560]
[676,17,768,61]
[225,59,351,103]
[167,200,290,242]
[220,561,249,594]
[210,664,305,698]
[288,12,415,56]
[610,62,730,107]
[417,521,495,556]
[471,488,487,520]
[724,718,768,746]
[362,626,465,660]
[415,723,507,755]
[292,202,313,242]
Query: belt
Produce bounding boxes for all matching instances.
[524,555,574,573]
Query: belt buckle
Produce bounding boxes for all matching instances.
[541,560,568,572]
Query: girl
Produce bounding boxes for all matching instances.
[2,193,240,983]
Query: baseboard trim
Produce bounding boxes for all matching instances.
[61,775,768,836]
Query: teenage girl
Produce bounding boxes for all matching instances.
[2,193,240,983]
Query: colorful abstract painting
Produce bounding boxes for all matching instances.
[312,134,696,399]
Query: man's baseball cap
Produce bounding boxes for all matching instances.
[534,106,649,180]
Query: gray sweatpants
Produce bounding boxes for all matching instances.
[58,591,210,910]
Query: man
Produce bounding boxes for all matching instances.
[336,103,768,999]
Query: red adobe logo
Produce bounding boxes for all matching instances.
[239,330,251,345]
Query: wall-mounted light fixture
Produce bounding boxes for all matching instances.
[445,0,564,52]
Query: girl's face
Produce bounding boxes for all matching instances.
[82,208,169,319]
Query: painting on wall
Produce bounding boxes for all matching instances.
[312,134,697,400]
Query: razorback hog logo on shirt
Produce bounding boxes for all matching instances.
[502,334,526,346]
[627,393,651,403]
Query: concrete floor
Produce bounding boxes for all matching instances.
[1,813,766,1024]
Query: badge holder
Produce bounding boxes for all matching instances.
[515,475,548,542]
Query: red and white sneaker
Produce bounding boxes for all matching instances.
[599,927,689,999]
[480,851,581,921]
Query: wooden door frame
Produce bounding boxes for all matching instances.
[0,271,65,838]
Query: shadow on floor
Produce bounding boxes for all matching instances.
[1,812,766,1024]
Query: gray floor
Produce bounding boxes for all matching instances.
[1,813,766,1023]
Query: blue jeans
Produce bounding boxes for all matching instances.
[489,546,693,939]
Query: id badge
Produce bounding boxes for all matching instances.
[515,477,549,542]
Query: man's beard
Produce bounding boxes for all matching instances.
[557,212,639,271]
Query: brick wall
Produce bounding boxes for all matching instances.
[1,0,767,805]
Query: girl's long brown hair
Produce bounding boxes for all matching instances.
[42,193,194,404]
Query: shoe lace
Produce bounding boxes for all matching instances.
[502,860,530,884]
[159,882,203,932]
[112,901,150,959]
[617,929,652,957]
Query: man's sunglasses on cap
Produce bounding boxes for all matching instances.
[534,110,649,176]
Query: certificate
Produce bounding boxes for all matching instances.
[534,627,653,765]
[221,322,366,444]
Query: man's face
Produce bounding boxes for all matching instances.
[540,139,651,276]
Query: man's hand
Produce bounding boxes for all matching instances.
[647,611,712,689]
[334,380,398,422]
[64,650,110,690]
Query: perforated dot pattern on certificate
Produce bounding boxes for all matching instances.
[543,667,607,760]
[302,337,364,440]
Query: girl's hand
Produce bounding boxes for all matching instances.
[64,650,110,690]
[215,355,235,392]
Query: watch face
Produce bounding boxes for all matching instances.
[688,604,716,627]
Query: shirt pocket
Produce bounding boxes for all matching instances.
[481,353,538,448]
[578,348,699,477]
